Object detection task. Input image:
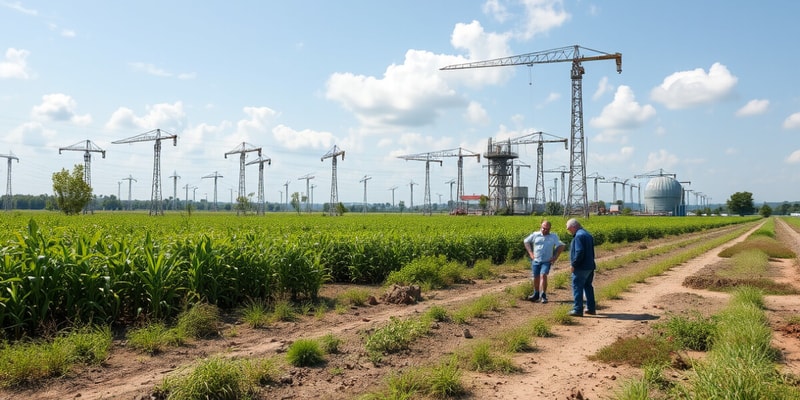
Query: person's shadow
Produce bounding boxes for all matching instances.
[588,313,659,321]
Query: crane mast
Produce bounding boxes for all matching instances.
[416,147,480,212]
[507,131,567,213]
[0,153,19,211]
[442,45,622,218]
[225,142,262,215]
[246,155,272,215]
[397,152,444,216]
[59,140,106,214]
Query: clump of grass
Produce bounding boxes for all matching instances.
[504,281,534,300]
[240,299,272,328]
[319,333,341,354]
[361,357,464,400]
[0,326,112,388]
[550,270,571,289]
[424,304,450,322]
[498,329,534,353]
[451,294,501,324]
[525,317,554,338]
[385,255,466,290]
[549,305,576,325]
[126,323,183,354]
[286,338,325,367]
[653,312,717,351]
[720,249,770,278]
[464,341,518,373]
[718,236,795,258]
[175,303,220,338]
[272,299,297,322]
[467,259,497,280]
[337,288,372,307]
[157,355,281,400]
[364,316,428,361]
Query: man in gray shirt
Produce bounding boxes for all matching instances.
[523,220,565,303]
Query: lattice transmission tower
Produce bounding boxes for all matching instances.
[112,129,178,215]
[246,155,271,215]
[321,145,345,216]
[202,171,223,211]
[298,173,315,213]
[397,152,442,216]
[225,142,262,215]
[168,171,180,210]
[0,153,19,211]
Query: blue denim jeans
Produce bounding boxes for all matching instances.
[571,269,596,313]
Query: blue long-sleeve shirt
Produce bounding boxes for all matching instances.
[569,228,596,270]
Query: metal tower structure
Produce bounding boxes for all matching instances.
[321,145,345,216]
[225,142,262,214]
[246,155,271,215]
[482,137,517,213]
[587,172,605,205]
[442,45,622,218]
[397,152,444,216]
[512,160,530,214]
[428,147,480,211]
[202,171,223,211]
[112,129,178,215]
[388,185,399,208]
[543,165,569,206]
[183,183,191,210]
[444,179,456,210]
[0,153,19,211]
[298,173,315,213]
[283,180,290,211]
[408,180,417,210]
[168,170,180,210]
[359,175,372,213]
[59,140,106,213]
[122,175,136,210]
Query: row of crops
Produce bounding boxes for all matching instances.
[0,212,759,338]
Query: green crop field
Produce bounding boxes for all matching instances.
[0,211,758,339]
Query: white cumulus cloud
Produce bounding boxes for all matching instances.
[735,99,769,117]
[272,124,335,150]
[590,86,656,142]
[783,112,800,129]
[650,63,738,109]
[787,150,800,164]
[0,48,32,79]
[31,93,91,125]
[645,149,679,171]
[105,102,187,132]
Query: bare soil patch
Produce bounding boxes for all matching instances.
[3,219,800,400]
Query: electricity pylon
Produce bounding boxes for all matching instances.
[397,152,444,216]
[246,155,271,215]
[122,175,136,211]
[0,153,19,211]
[359,175,372,213]
[298,173,315,213]
[59,140,106,214]
[202,171,223,211]
[168,170,180,210]
[321,145,345,216]
[225,142,261,215]
[112,129,178,215]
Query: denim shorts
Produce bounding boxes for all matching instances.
[531,261,552,277]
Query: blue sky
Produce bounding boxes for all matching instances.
[1,0,799,208]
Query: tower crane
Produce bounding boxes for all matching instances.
[112,129,177,215]
[202,171,223,212]
[543,165,569,206]
[0,152,19,211]
[298,173,315,213]
[225,142,262,215]
[246,155,271,215]
[511,131,567,212]
[442,45,622,218]
[321,145,345,216]
[59,140,106,213]
[397,152,444,216]
[418,147,480,211]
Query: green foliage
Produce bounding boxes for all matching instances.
[337,288,372,306]
[126,323,184,354]
[727,191,755,216]
[158,356,251,400]
[240,299,272,328]
[759,203,773,218]
[319,333,341,354]
[591,335,675,367]
[385,255,465,289]
[365,317,428,358]
[653,312,717,351]
[286,338,325,367]
[423,305,449,322]
[272,300,297,322]
[464,341,518,373]
[51,164,93,215]
[175,303,220,339]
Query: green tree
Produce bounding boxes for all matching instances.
[727,191,755,216]
[291,192,301,214]
[479,195,489,214]
[52,164,93,215]
[544,201,564,216]
[398,200,405,213]
[759,203,772,218]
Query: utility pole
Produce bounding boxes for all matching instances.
[360,175,372,214]
[202,171,223,211]
[397,152,444,216]
[225,142,261,215]
[298,173,315,213]
[283,181,290,211]
[183,183,191,210]
[409,180,417,210]
[122,175,136,211]
[321,145,345,216]
[168,170,180,210]
[388,185,398,208]
[444,179,456,210]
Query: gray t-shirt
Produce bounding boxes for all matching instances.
[523,231,565,262]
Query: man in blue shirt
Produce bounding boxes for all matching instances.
[566,218,597,316]
[523,220,565,303]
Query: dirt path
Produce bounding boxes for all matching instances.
[4,219,799,400]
